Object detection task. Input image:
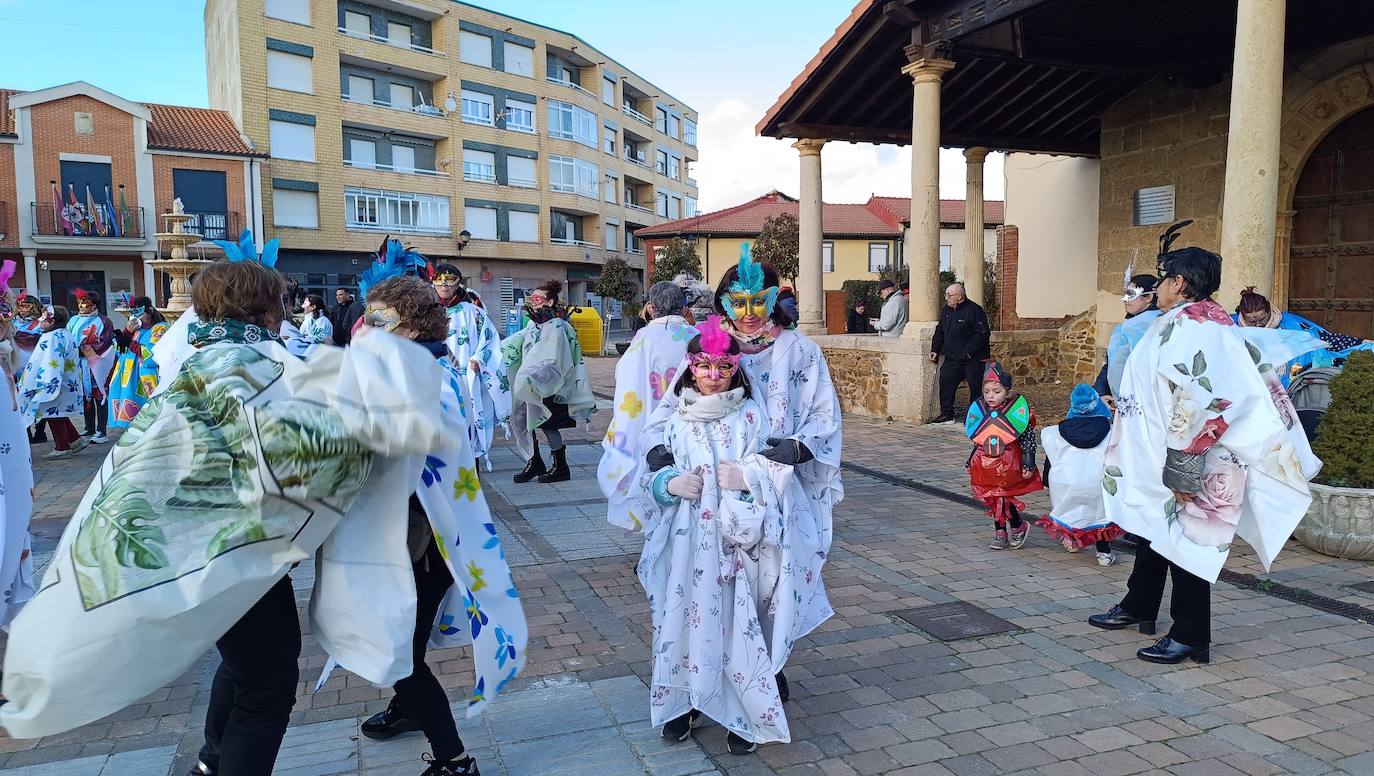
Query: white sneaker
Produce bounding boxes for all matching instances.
[1061,536,1080,553]
[91,432,109,444]
[43,448,74,459]
[1096,552,1117,566]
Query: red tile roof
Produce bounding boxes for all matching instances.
[0,88,259,155]
[0,89,19,135]
[636,191,1004,239]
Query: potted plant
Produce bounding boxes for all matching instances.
[1294,350,1374,559]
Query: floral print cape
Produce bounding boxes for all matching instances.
[108,322,169,429]
[446,302,512,466]
[1103,299,1324,582]
[17,328,83,422]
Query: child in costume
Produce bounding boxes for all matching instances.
[965,361,1043,549]
[107,296,169,429]
[637,316,799,754]
[1037,384,1122,566]
[66,290,115,444]
[18,306,87,459]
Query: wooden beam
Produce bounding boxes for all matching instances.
[1028,73,1134,136]
[776,121,913,145]
[986,68,1097,137]
[943,64,1049,131]
[951,44,1173,76]
[940,131,1099,157]
[781,15,898,126]
[924,0,1049,42]
[817,48,910,125]
[882,0,921,27]
[954,66,1061,133]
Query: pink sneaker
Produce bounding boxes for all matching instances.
[989,530,1010,550]
[1010,523,1030,549]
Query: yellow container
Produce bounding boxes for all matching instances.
[568,306,604,356]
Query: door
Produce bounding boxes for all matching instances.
[58,160,113,234]
[347,75,373,104]
[172,169,229,240]
[390,83,413,110]
[1290,105,1374,339]
[50,269,106,312]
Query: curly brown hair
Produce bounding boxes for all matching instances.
[366,275,449,341]
[192,261,287,327]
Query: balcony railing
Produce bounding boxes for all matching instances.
[346,159,449,178]
[185,210,242,242]
[338,26,444,57]
[626,246,646,255]
[547,77,595,99]
[623,201,652,215]
[342,94,445,118]
[550,236,599,249]
[686,177,698,187]
[622,104,652,126]
[623,152,652,170]
[507,176,537,188]
[31,201,144,239]
[345,218,449,236]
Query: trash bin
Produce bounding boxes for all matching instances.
[568,306,604,356]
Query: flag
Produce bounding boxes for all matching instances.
[66,185,85,236]
[53,181,70,235]
[86,185,106,236]
[117,188,132,237]
[104,186,120,238]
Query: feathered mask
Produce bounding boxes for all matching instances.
[0,260,15,319]
[358,236,430,300]
[212,229,280,268]
[721,243,778,321]
[690,315,740,377]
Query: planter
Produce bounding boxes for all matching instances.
[1293,481,1374,560]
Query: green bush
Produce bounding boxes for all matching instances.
[1313,350,1374,489]
[842,279,881,317]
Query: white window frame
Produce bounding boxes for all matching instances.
[939,244,953,272]
[265,0,309,25]
[345,187,450,235]
[504,99,535,133]
[459,31,493,68]
[266,50,312,94]
[667,195,680,220]
[273,188,318,228]
[684,119,697,147]
[343,10,370,36]
[462,149,496,183]
[604,221,618,251]
[389,83,414,110]
[348,137,377,168]
[656,149,669,176]
[387,21,412,47]
[547,100,597,148]
[602,77,616,107]
[268,120,315,162]
[391,145,416,173]
[508,210,538,242]
[685,196,697,218]
[463,206,497,240]
[669,156,681,181]
[507,156,536,188]
[868,242,890,273]
[347,74,375,104]
[823,241,834,273]
[603,173,618,204]
[461,90,494,126]
[548,155,598,199]
[666,114,679,140]
[503,41,534,77]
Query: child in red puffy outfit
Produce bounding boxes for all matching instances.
[965,361,1044,549]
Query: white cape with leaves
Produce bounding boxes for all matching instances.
[501,317,596,460]
[0,373,35,628]
[446,301,511,465]
[1103,301,1323,582]
[0,333,524,738]
[598,316,696,530]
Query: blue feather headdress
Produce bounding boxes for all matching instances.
[211,229,280,268]
[358,236,431,300]
[729,243,765,295]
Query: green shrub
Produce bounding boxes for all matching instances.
[842,279,881,316]
[1313,350,1374,489]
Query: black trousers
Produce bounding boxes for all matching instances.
[1119,540,1211,647]
[83,395,107,435]
[393,538,465,762]
[938,357,984,417]
[199,576,301,776]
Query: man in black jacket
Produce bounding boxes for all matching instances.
[928,283,990,423]
[328,288,364,346]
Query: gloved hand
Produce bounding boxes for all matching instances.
[760,437,813,465]
[717,462,747,491]
[667,471,704,501]
[646,444,674,472]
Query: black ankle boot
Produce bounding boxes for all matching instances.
[514,436,546,483]
[537,446,571,483]
[361,697,421,740]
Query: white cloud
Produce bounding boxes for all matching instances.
[692,98,1005,212]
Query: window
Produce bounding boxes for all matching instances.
[547,100,596,148]
[461,90,493,125]
[343,10,369,36]
[459,31,493,67]
[504,99,535,133]
[345,188,449,234]
[685,119,697,147]
[548,155,598,198]
[392,145,416,173]
[347,74,374,103]
[273,189,318,228]
[656,191,668,218]
[669,156,681,180]
[507,156,536,188]
[823,241,834,273]
[463,149,496,183]
[265,0,309,25]
[656,149,669,176]
[685,196,697,217]
[464,206,497,240]
[267,50,312,93]
[655,107,667,134]
[604,222,618,251]
[503,42,534,76]
[551,211,581,243]
[603,131,615,157]
[387,22,411,47]
[348,138,376,168]
[868,242,890,273]
[667,196,680,220]
[269,120,315,162]
[666,114,679,139]
[509,210,538,242]
[602,77,616,106]
[603,173,617,204]
[939,244,953,272]
[390,83,414,111]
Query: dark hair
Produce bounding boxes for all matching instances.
[1158,247,1221,301]
[78,290,104,313]
[536,279,563,302]
[192,261,287,327]
[47,305,70,330]
[1236,286,1270,316]
[305,294,326,317]
[711,261,790,327]
[432,262,463,281]
[132,296,165,325]
[366,276,450,342]
[1128,274,1159,294]
[673,330,752,398]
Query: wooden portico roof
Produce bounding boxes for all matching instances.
[758,0,1374,156]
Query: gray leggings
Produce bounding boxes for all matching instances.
[541,429,563,449]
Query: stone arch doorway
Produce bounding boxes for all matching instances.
[1289,105,1374,339]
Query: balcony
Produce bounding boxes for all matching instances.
[341,94,445,120]
[31,201,145,241]
[626,245,646,256]
[338,25,444,57]
[623,201,652,216]
[622,104,652,126]
[623,150,653,171]
[345,159,449,178]
[550,236,599,249]
[546,76,596,100]
[184,211,242,242]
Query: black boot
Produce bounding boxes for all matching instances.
[514,436,546,483]
[537,446,571,483]
[361,697,421,740]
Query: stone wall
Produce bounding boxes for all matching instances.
[1058,306,1100,384]
[990,328,1059,387]
[822,346,888,416]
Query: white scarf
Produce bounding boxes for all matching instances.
[677,387,745,422]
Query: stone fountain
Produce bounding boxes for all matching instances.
[150,198,212,323]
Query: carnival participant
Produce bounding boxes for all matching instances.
[431,262,510,466]
[14,294,48,444]
[965,362,1043,550]
[1095,274,1160,400]
[17,306,87,459]
[107,297,168,429]
[1037,384,1122,565]
[0,270,34,629]
[1235,287,1372,385]
[675,273,715,324]
[349,275,525,776]
[67,290,115,444]
[0,262,19,381]
[1089,246,1321,664]
[298,294,334,354]
[634,316,809,754]
[599,280,694,530]
[503,280,595,484]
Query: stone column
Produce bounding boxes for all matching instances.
[22,250,38,297]
[901,56,955,327]
[1218,0,1286,304]
[793,138,827,334]
[1272,209,1296,307]
[142,252,158,304]
[963,147,988,306]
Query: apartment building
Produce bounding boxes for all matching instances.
[205,0,699,311]
[0,82,264,315]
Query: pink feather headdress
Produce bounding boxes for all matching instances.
[0,260,16,318]
[697,315,733,358]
